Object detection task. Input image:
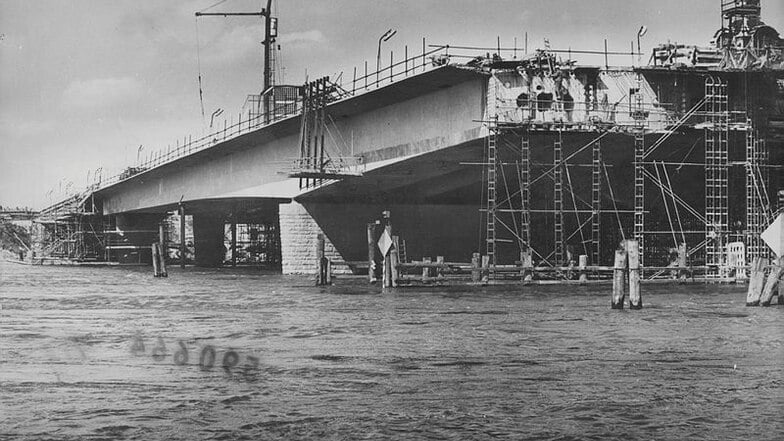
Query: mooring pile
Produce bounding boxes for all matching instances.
[745,257,784,306]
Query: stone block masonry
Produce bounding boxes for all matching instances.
[279,202,351,275]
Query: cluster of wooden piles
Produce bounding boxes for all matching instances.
[746,257,784,306]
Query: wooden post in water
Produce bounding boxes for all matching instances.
[422,257,431,283]
[157,243,167,277]
[316,233,324,285]
[390,246,399,288]
[392,235,401,284]
[158,223,166,258]
[759,258,782,307]
[779,257,784,305]
[471,252,481,283]
[578,254,588,283]
[382,211,393,288]
[151,243,160,276]
[779,264,784,305]
[315,233,331,286]
[627,239,642,309]
[612,249,627,309]
[520,248,533,282]
[677,242,688,282]
[746,258,767,306]
[367,223,377,283]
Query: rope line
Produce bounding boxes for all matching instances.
[195,18,205,123]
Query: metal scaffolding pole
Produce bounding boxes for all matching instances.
[591,139,601,265]
[554,131,564,266]
[704,76,728,276]
[633,73,646,267]
[485,117,498,276]
[521,130,531,250]
[745,119,762,261]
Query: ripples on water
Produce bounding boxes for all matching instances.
[1,260,782,440]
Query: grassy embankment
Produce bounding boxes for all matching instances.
[0,222,31,259]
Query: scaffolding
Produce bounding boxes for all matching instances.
[553,131,564,266]
[289,76,365,187]
[704,76,729,276]
[520,130,531,253]
[633,74,646,267]
[224,222,280,265]
[486,116,498,273]
[32,192,104,261]
[477,61,779,282]
[591,140,601,265]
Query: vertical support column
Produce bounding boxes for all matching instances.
[745,119,757,262]
[677,242,688,281]
[520,248,533,282]
[472,252,481,283]
[179,203,186,268]
[612,248,627,309]
[760,259,783,307]
[633,72,645,268]
[230,219,237,267]
[520,129,531,253]
[367,222,377,283]
[746,118,769,263]
[485,118,498,277]
[554,130,564,266]
[627,239,642,309]
[392,236,401,283]
[746,257,767,306]
[382,211,395,288]
[718,80,729,271]
[151,243,160,276]
[315,233,331,286]
[633,131,645,266]
[591,139,601,265]
[704,77,729,277]
[298,81,312,189]
[158,223,165,259]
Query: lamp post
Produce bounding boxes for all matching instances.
[637,25,648,66]
[377,29,397,84]
[210,108,223,129]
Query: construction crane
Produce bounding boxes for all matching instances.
[196,0,278,123]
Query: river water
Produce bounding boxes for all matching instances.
[1,260,782,440]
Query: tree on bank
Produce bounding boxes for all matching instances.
[0,222,31,253]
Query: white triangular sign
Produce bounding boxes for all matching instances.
[377,230,393,256]
[760,213,784,258]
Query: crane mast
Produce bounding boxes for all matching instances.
[195,0,276,123]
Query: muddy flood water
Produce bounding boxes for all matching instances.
[1,259,782,440]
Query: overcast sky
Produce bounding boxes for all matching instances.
[1,0,782,209]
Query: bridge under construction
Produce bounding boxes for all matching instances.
[30,0,784,282]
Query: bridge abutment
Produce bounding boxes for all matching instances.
[279,202,350,275]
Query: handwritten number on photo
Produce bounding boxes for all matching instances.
[200,345,216,370]
[130,335,146,355]
[174,341,189,365]
[222,350,240,370]
[151,337,167,361]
